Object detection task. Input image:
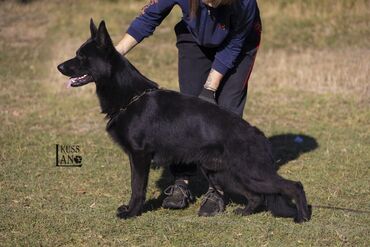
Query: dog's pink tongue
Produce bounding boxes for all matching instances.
[66,78,74,88]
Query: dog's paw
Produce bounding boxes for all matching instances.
[116,205,134,219]
[296,204,312,223]
[117,204,129,212]
[116,204,141,219]
[294,216,307,223]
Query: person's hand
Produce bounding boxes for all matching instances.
[198,87,217,105]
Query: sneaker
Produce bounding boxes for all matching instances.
[198,187,225,217]
[162,181,194,209]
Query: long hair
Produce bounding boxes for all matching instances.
[189,0,235,17]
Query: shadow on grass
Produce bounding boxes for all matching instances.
[269,133,319,170]
[143,133,318,213]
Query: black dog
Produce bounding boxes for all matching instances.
[57,20,311,223]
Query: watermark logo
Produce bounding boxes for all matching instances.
[56,144,83,167]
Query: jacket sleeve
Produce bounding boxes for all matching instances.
[127,0,176,43]
[212,0,258,75]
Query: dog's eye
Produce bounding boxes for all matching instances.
[77,55,88,64]
[76,52,86,60]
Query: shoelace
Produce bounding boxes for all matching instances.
[200,188,223,207]
[164,184,191,198]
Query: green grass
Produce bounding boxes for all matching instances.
[0,0,369,246]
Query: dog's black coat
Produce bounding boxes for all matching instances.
[57,20,311,223]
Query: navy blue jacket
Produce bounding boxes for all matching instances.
[127,0,261,75]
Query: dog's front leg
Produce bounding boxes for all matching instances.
[117,152,151,219]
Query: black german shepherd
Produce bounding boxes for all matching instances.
[57,20,311,223]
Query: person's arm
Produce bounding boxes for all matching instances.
[212,0,259,76]
[115,0,175,55]
[198,0,258,103]
[115,33,138,55]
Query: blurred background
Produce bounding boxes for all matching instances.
[0,0,369,246]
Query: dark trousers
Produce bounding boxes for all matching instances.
[170,21,259,179]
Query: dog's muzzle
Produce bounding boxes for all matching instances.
[67,74,94,87]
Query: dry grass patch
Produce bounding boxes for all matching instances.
[252,48,370,102]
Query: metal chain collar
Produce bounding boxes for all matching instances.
[106,88,158,128]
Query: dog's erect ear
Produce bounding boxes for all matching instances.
[90,18,98,38]
[96,20,113,49]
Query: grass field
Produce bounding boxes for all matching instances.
[0,0,369,246]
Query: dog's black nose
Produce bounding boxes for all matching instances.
[57,63,64,73]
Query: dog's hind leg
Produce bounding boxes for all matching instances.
[117,152,151,219]
[200,168,264,216]
[223,173,264,216]
[246,175,311,223]
[233,189,263,216]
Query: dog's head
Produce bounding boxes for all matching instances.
[57,19,115,87]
